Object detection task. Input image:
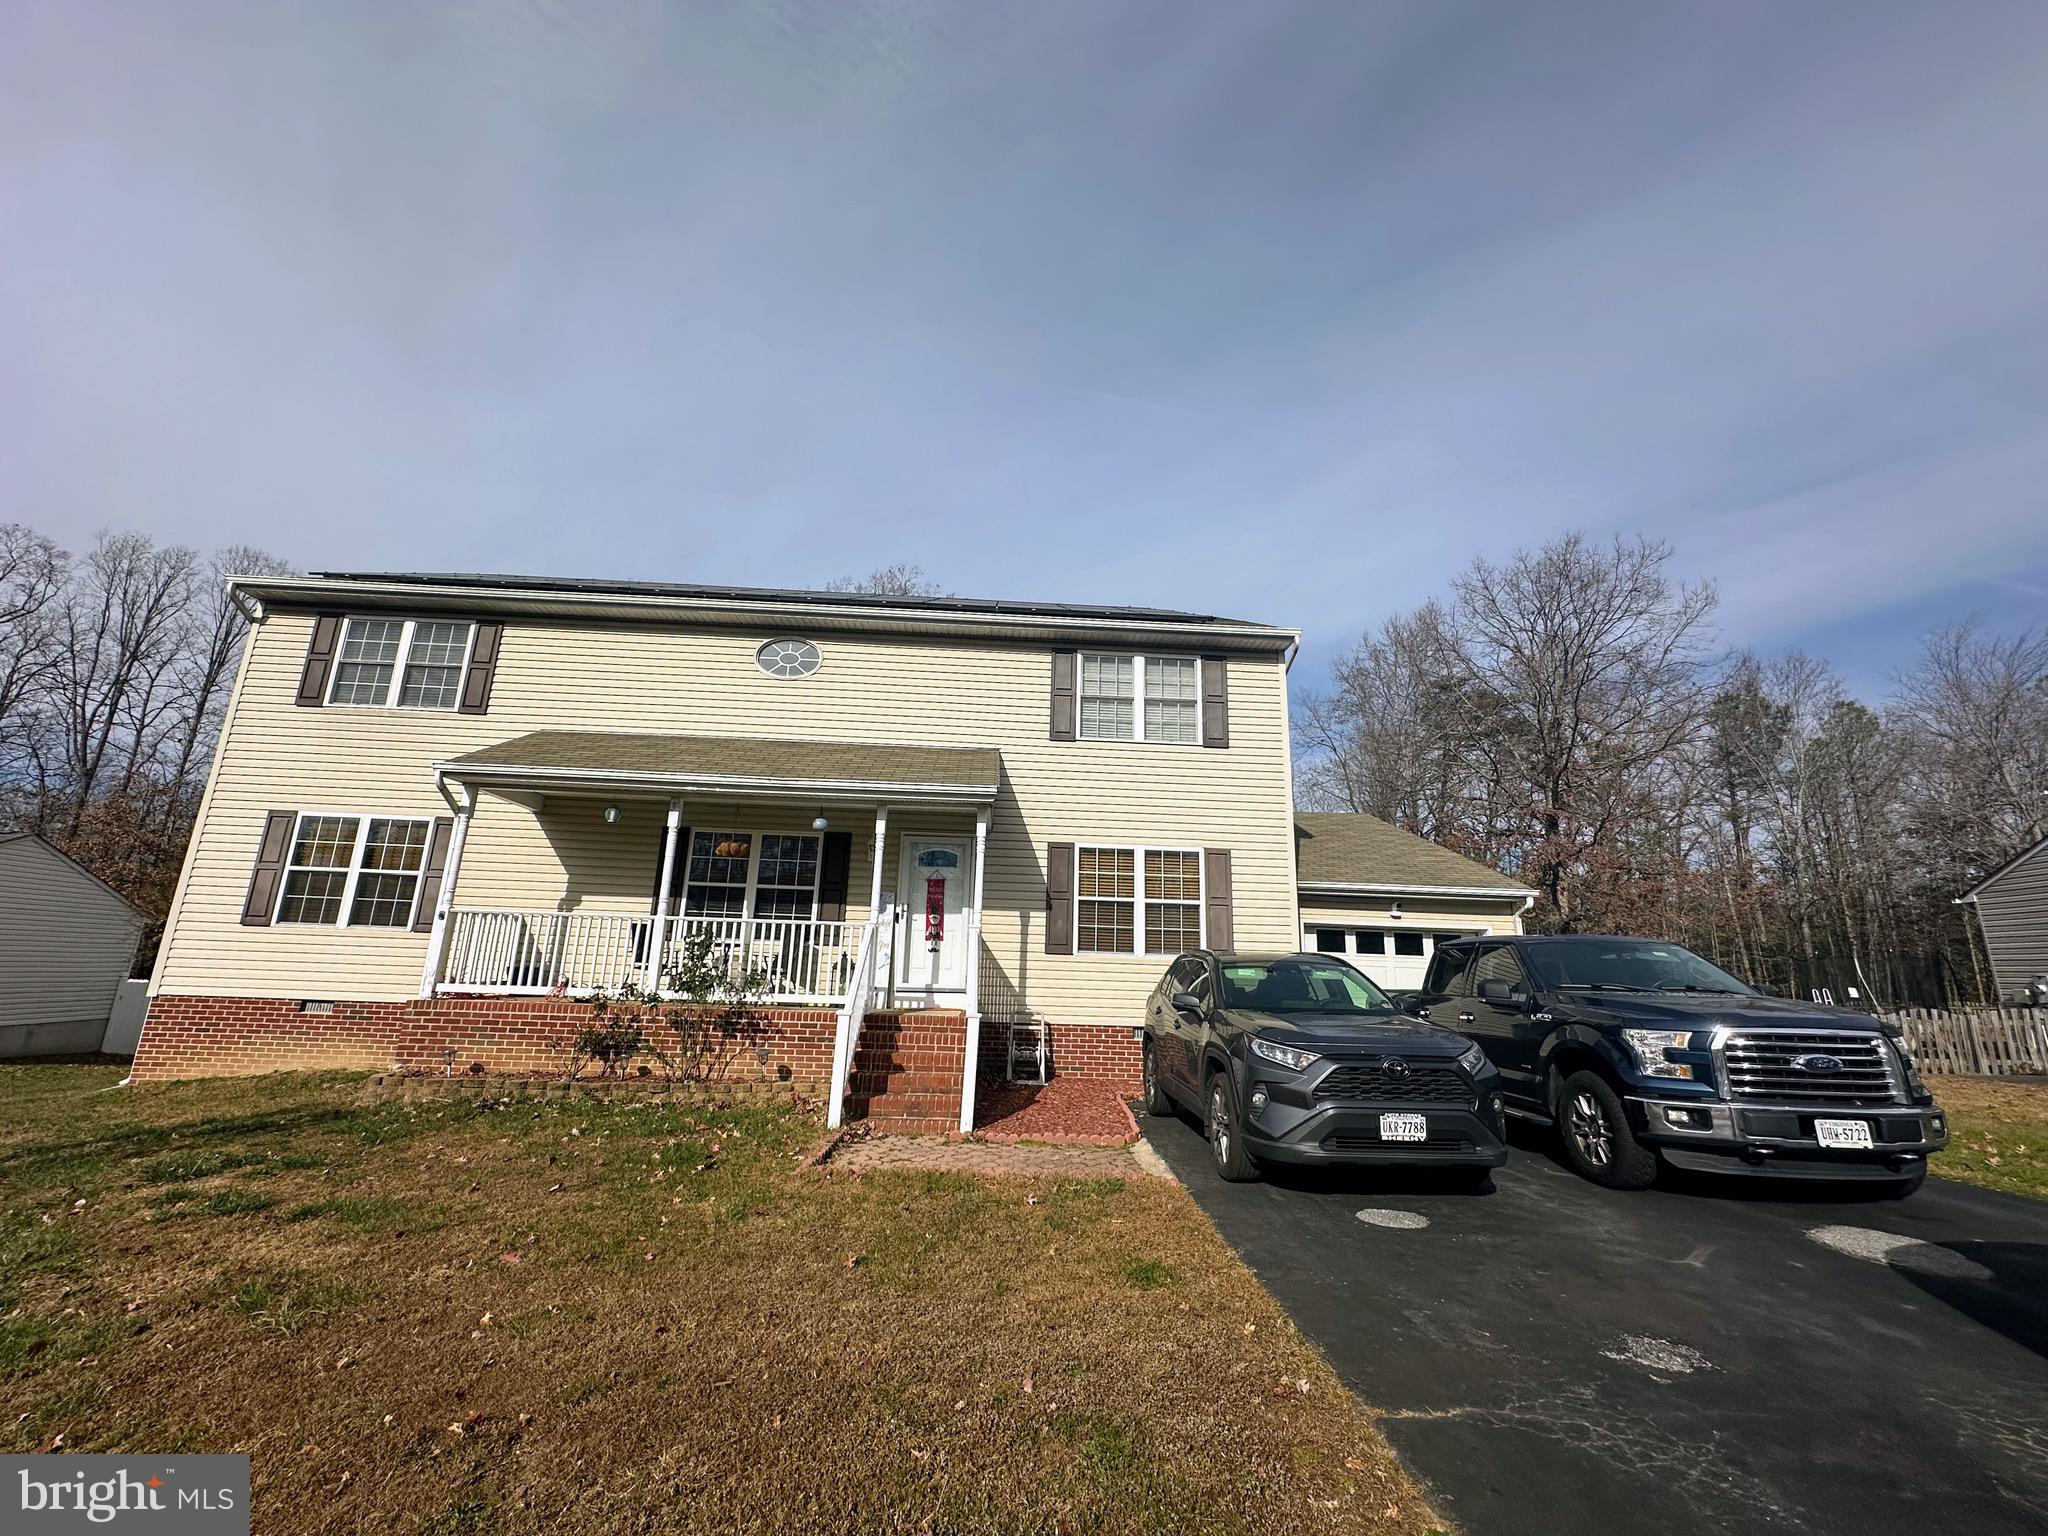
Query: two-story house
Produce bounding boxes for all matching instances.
[138,571,1532,1133]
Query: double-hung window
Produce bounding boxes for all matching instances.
[681,830,822,920]
[327,618,475,709]
[275,814,431,927]
[1078,653,1199,743]
[1075,846,1204,954]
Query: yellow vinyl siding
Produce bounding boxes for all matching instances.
[0,838,147,1033]
[154,613,1299,1018]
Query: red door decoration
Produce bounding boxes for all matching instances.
[924,875,947,948]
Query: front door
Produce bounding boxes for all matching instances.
[897,838,968,996]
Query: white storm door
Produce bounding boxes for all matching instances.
[897,838,969,993]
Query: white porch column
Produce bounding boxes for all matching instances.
[869,804,891,1009]
[645,798,683,993]
[958,804,991,1134]
[417,791,473,998]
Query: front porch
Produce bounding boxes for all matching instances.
[417,729,1002,1132]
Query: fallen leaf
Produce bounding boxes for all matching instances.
[1021,1373,1034,1395]
[498,1252,521,1265]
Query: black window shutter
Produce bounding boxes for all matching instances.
[1201,656,1229,749]
[1046,841,1075,954]
[295,615,344,706]
[817,830,853,921]
[411,816,456,933]
[1203,848,1233,950]
[1050,650,1077,741]
[458,622,504,714]
[241,811,298,925]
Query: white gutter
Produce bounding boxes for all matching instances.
[1298,880,1539,900]
[434,760,998,804]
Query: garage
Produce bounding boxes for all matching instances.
[1294,813,1534,984]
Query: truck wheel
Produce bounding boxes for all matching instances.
[1881,1170,1926,1200]
[1557,1070,1658,1190]
[1140,1039,1173,1117]
[1207,1073,1261,1183]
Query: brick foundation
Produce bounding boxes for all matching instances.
[132,994,848,1085]
[977,1018,1141,1092]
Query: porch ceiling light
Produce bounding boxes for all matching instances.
[812,814,830,831]
[603,804,621,824]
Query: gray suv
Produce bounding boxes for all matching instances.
[1139,950,1509,1184]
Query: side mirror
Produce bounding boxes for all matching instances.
[1477,978,1528,1008]
[1390,991,1424,1013]
[1170,991,1205,1017]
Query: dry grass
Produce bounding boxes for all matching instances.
[0,1062,1442,1535]
[1930,1073,2048,1200]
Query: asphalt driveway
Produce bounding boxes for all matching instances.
[1144,1109,2048,1536]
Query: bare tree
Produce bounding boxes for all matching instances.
[0,525,67,784]
[823,562,948,598]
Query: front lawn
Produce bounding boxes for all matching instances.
[1930,1073,2048,1200]
[0,1063,1438,1535]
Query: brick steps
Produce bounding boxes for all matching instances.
[843,1010,966,1134]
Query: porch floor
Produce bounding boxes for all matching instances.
[972,1076,1138,1145]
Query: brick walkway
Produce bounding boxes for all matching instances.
[822,1133,1173,1180]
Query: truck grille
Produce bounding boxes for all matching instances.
[1721,1031,1898,1106]
[1314,1063,1471,1104]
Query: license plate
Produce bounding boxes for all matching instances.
[1379,1113,1429,1143]
[1815,1118,1874,1149]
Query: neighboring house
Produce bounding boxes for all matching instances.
[1960,833,2048,1002]
[0,833,149,1058]
[140,572,1301,1130]
[1294,812,1534,992]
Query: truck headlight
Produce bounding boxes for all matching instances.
[1893,1040,1929,1097]
[1456,1041,1487,1075]
[1620,1029,1696,1080]
[1250,1037,1321,1072]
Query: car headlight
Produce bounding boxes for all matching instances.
[1249,1036,1321,1072]
[1620,1029,1696,1080]
[1456,1041,1487,1075]
[1892,1040,1929,1097]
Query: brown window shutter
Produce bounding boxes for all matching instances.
[458,622,504,714]
[1201,656,1229,749]
[295,615,344,706]
[410,816,456,933]
[241,811,299,925]
[1203,848,1233,950]
[1045,841,1075,954]
[817,830,853,921]
[1049,650,1077,741]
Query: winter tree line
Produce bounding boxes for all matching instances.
[0,524,291,960]
[1295,532,2048,1008]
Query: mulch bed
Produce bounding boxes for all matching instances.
[973,1075,1139,1144]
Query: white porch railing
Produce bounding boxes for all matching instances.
[659,915,865,1004]
[827,919,885,1129]
[440,908,648,995]
[435,907,871,1006]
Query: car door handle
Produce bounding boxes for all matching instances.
[1457,1012,1476,1024]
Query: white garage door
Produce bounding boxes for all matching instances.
[1304,926,1473,992]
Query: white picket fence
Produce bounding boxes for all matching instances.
[1887,1008,2048,1078]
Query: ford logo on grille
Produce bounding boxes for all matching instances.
[1795,1054,1845,1075]
[1380,1056,1411,1078]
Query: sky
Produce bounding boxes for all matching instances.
[3,1,2045,699]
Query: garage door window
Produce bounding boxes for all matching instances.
[1356,932,1386,955]
[1313,929,1346,953]
[1392,932,1425,957]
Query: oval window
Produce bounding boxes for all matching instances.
[756,638,821,678]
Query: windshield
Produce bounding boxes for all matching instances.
[1523,942,1754,994]
[1219,958,1394,1014]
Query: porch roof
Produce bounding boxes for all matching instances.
[437,729,1001,803]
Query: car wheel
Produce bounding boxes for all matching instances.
[1140,1039,1174,1117]
[1881,1170,1926,1200]
[1557,1070,1658,1190]
[1207,1073,1260,1183]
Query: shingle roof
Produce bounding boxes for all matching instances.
[1294,813,1531,895]
[441,730,1000,796]
[313,570,1259,628]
